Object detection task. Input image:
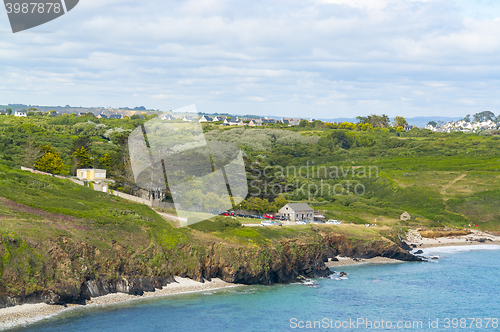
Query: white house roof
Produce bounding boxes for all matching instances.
[283,203,313,211]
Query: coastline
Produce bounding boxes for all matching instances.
[0,277,243,331]
[325,256,405,267]
[3,228,500,330]
[405,229,500,249]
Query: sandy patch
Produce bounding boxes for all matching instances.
[405,229,500,249]
[0,277,241,331]
[325,256,404,267]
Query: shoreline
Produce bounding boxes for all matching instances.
[325,256,406,267]
[0,277,243,331]
[3,229,500,330]
[405,229,500,249]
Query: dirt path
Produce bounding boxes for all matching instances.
[440,172,468,197]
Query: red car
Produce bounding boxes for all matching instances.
[263,214,275,219]
[222,211,235,216]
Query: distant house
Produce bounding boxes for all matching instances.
[199,115,213,123]
[262,118,276,124]
[212,116,224,122]
[76,169,107,182]
[278,203,314,221]
[96,113,108,119]
[222,118,241,126]
[160,114,175,120]
[400,211,411,221]
[281,118,301,126]
[404,125,414,131]
[14,110,27,117]
[109,114,122,119]
[182,116,193,122]
[249,119,263,127]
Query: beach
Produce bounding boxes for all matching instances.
[3,228,500,330]
[405,228,500,248]
[0,277,242,331]
[325,256,405,267]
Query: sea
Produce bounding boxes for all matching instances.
[14,245,500,332]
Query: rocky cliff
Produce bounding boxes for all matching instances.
[0,231,419,308]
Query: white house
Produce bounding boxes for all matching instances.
[182,116,193,122]
[212,116,224,122]
[222,118,241,126]
[199,115,213,122]
[160,114,175,120]
[14,110,27,117]
[278,203,314,221]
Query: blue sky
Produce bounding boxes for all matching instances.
[1,0,500,118]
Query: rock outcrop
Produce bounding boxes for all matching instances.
[0,232,419,308]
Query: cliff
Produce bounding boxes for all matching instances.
[0,230,418,308]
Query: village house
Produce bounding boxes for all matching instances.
[109,114,122,119]
[14,110,27,117]
[76,169,107,182]
[278,203,314,221]
[249,119,263,126]
[262,118,276,124]
[199,115,213,122]
[281,117,301,126]
[96,113,108,119]
[160,113,175,120]
[222,117,242,126]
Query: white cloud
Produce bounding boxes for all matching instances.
[1,0,500,118]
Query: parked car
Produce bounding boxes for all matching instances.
[249,214,260,219]
[261,220,274,226]
[295,220,307,225]
[312,220,325,224]
[236,213,248,218]
[263,214,275,219]
[261,220,282,226]
[326,219,341,225]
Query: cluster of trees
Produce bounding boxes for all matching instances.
[235,196,288,214]
[463,111,499,123]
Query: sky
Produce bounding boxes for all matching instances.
[1,0,500,119]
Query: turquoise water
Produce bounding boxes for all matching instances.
[16,245,500,331]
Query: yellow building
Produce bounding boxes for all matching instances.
[77,169,107,181]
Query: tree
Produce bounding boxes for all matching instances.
[392,116,408,128]
[73,146,93,169]
[99,153,112,169]
[35,145,64,174]
[356,114,390,128]
[338,122,356,130]
[298,119,308,127]
[427,121,437,127]
[72,135,91,151]
[473,111,496,123]
[20,138,42,168]
[357,123,373,131]
[462,114,471,123]
[6,108,12,115]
